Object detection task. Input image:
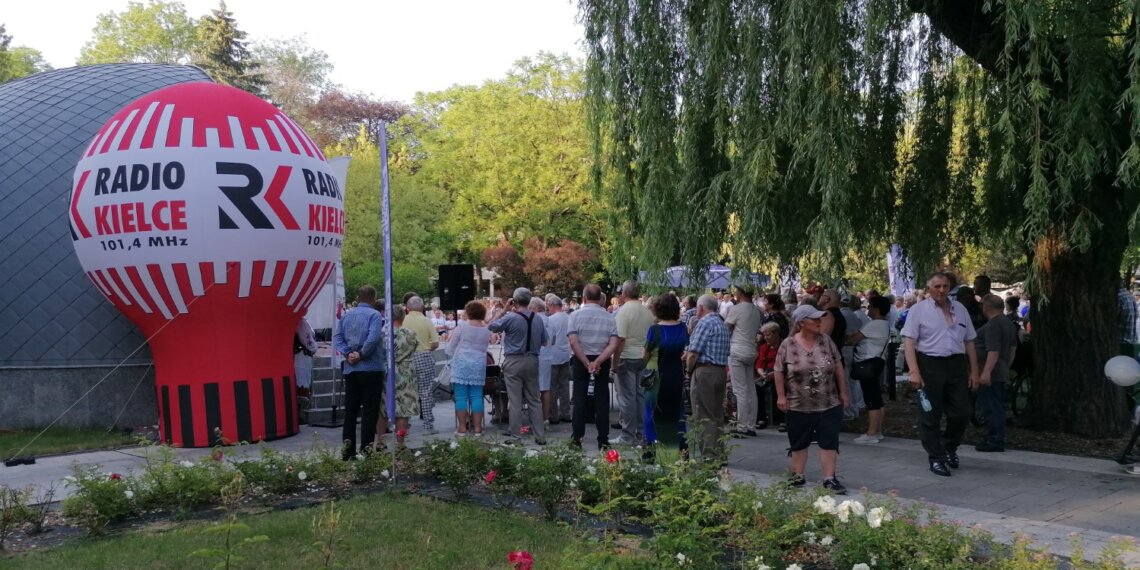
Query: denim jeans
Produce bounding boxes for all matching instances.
[976,382,1006,446]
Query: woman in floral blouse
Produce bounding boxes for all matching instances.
[376,305,421,450]
[774,305,851,495]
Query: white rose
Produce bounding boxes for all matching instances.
[676,553,688,565]
[820,535,833,546]
[124,490,134,499]
[867,507,891,528]
[298,471,307,481]
[850,500,866,516]
[586,465,597,475]
[180,460,194,468]
[836,506,851,523]
[853,564,871,570]
[788,564,803,570]
[380,470,390,479]
[814,495,837,515]
[754,500,763,510]
[449,440,459,450]
[414,451,422,458]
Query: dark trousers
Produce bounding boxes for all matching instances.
[571,356,611,446]
[916,353,970,460]
[976,382,1006,446]
[342,370,383,457]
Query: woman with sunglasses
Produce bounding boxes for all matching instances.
[774,304,851,494]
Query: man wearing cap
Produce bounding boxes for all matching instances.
[684,294,732,462]
[726,285,762,436]
[490,287,548,444]
[544,293,573,423]
[902,272,980,476]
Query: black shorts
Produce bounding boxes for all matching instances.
[853,358,885,411]
[786,405,842,451]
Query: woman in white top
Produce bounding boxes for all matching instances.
[847,296,892,443]
[445,300,493,435]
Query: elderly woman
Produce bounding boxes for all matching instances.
[530,297,552,421]
[775,305,851,494]
[641,293,689,460]
[445,300,493,436]
[848,296,892,444]
[755,321,785,431]
[376,305,420,450]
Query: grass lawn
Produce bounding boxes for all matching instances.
[0,493,603,569]
[0,428,137,459]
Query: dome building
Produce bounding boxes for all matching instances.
[0,64,212,429]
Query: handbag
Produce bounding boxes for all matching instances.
[851,357,884,382]
[435,363,452,388]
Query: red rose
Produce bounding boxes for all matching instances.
[396,428,408,438]
[484,470,498,485]
[606,449,620,464]
[508,550,534,570]
[109,473,122,480]
[520,426,531,435]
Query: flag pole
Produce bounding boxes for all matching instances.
[379,122,396,449]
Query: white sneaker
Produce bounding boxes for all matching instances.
[853,433,883,444]
[1124,464,1140,476]
[608,436,625,445]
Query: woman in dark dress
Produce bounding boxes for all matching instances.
[642,293,689,459]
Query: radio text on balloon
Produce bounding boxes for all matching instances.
[93,162,185,195]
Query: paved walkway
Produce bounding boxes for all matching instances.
[2,399,1138,566]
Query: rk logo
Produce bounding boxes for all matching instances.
[216,162,299,230]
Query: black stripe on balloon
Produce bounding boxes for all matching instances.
[282,376,294,431]
[160,385,172,445]
[261,377,276,439]
[234,380,252,443]
[204,383,222,446]
[178,385,194,448]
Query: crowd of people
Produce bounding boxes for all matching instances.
[326,270,1046,493]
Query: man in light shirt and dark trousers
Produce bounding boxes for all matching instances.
[568,284,620,449]
[901,272,980,477]
[332,285,385,461]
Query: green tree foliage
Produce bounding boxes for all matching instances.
[77,0,200,64]
[332,132,452,301]
[0,23,52,82]
[402,53,603,260]
[191,1,264,96]
[582,0,1138,437]
[252,36,332,119]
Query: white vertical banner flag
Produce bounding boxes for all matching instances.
[324,156,350,367]
[887,244,916,298]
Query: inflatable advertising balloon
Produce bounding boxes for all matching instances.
[70,83,344,447]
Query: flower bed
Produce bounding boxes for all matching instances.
[4,438,1133,569]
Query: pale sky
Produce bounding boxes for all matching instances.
[3,0,586,103]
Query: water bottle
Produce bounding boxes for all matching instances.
[587,373,596,397]
[917,388,932,412]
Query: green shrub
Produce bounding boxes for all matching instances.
[130,446,231,513]
[233,448,314,495]
[512,445,582,519]
[423,438,490,498]
[61,466,136,534]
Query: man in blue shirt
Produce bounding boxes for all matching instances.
[333,285,385,460]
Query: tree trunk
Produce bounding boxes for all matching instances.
[1023,193,1131,438]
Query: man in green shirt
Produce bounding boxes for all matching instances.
[614,280,655,444]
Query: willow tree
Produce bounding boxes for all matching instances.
[582,0,1140,437]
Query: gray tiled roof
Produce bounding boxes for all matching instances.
[0,64,213,367]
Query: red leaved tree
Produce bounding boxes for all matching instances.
[480,241,528,294]
[522,238,596,297]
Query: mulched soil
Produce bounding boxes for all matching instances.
[842,383,1134,461]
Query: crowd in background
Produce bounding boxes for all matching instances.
[320,271,1054,492]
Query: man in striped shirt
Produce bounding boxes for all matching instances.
[333,285,385,460]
